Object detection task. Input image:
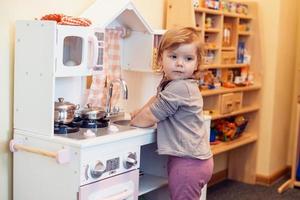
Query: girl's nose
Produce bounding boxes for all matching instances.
[176,58,184,67]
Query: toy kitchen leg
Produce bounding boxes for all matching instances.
[139,143,207,200]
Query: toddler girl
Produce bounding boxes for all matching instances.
[131,27,213,200]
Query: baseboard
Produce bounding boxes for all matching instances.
[207,166,291,187]
[208,169,228,187]
[256,166,291,186]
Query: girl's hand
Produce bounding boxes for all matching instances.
[130,109,141,119]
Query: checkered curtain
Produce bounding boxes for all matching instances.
[87,28,123,108]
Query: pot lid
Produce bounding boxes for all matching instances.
[81,103,105,115]
[55,98,77,110]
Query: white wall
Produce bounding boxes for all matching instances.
[0,1,165,200]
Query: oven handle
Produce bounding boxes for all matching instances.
[9,139,71,164]
[98,189,133,200]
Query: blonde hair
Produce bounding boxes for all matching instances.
[156,27,204,79]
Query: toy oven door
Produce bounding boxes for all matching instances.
[79,169,139,200]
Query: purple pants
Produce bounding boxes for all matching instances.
[167,156,214,200]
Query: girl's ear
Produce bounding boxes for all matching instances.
[157,57,163,71]
[157,56,162,66]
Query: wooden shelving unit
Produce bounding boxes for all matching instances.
[167,0,260,184]
[211,132,258,155]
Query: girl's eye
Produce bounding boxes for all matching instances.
[185,57,194,61]
[169,55,177,59]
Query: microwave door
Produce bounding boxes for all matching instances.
[56,25,90,75]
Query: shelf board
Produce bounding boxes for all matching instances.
[224,12,252,19]
[139,174,168,196]
[211,132,258,155]
[202,63,249,69]
[201,84,261,96]
[204,47,220,51]
[195,8,222,15]
[195,8,253,19]
[221,47,236,51]
[195,27,202,32]
[210,105,260,120]
[205,28,221,33]
[238,31,252,36]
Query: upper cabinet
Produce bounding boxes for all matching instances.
[82,0,157,72]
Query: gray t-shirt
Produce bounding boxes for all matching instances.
[150,79,212,160]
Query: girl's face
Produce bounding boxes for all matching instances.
[159,43,198,81]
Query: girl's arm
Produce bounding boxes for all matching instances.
[130,96,159,127]
[130,96,156,118]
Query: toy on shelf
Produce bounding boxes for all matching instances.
[199,67,255,90]
[238,23,251,32]
[221,51,236,64]
[237,42,245,63]
[201,0,249,15]
[205,34,219,49]
[203,50,216,64]
[199,69,221,90]
[236,3,249,15]
[204,0,220,10]
[193,0,200,8]
[210,115,248,143]
[223,23,233,47]
[205,17,214,28]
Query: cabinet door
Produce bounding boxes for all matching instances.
[166,0,196,28]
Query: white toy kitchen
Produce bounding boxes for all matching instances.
[10,0,210,200]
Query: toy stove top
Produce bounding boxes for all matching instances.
[54,117,134,140]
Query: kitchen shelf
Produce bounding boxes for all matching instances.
[202,63,249,69]
[221,47,236,51]
[238,31,252,36]
[201,84,261,96]
[211,132,258,155]
[139,174,168,196]
[210,105,260,120]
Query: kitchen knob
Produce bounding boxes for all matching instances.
[124,152,138,169]
[90,161,106,179]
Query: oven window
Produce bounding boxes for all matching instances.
[63,36,83,66]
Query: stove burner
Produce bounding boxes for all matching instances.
[80,118,109,129]
[54,117,110,134]
[54,123,79,134]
